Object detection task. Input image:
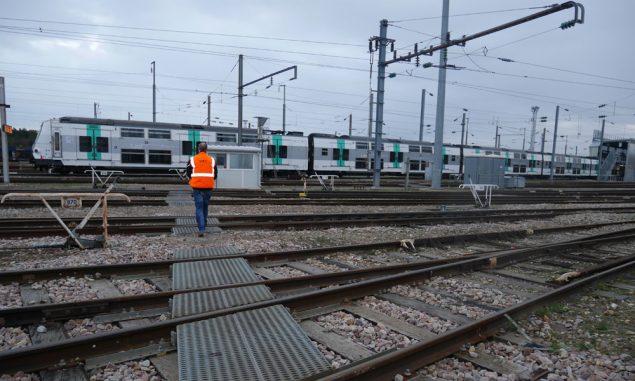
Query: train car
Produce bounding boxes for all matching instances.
[261,131,309,177]
[32,117,259,173]
[308,133,434,177]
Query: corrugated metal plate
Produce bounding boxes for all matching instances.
[177,305,330,381]
[172,258,259,290]
[172,285,273,318]
[175,217,220,226]
[173,246,242,260]
[171,226,222,235]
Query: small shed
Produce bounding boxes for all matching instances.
[463,157,505,187]
[208,145,261,189]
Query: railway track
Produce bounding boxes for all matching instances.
[1,207,635,238]
[0,224,633,378]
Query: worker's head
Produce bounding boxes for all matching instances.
[198,142,208,153]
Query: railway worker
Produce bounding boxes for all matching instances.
[186,142,217,237]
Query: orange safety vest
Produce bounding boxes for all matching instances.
[189,152,216,189]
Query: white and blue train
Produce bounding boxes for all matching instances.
[32,116,598,178]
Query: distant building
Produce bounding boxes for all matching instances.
[591,130,634,181]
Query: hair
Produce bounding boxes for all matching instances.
[198,142,208,152]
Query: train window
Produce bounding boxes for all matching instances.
[389,152,395,162]
[451,155,456,161]
[370,144,385,151]
[79,136,92,152]
[505,159,511,167]
[528,160,536,168]
[121,149,145,164]
[230,153,253,169]
[333,149,340,160]
[421,161,427,169]
[356,142,369,150]
[53,132,61,151]
[513,165,519,173]
[485,151,492,155]
[566,162,572,170]
[370,159,384,169]
[182,141,193,156]
[520,165,526,173]
[279,146,288,158]
[494,151,501,155]
[513,153,520,159]
[149,150,171,164]
[409,161,419,170]
[421,146,432,153]
[96,137,109,153]
[212,153,226,168]
[121,128,144,138]
[242,134,258,143]
[355,158,367,169]
[390,152,404,162]
[266,145,275,158]
[148,129,170,139]
[321,148,328,156]
[443,155,448,164]
[217,133,237,143]
[409,145,420,153]
[521,153,527,159]
[582,163,588,170]
[398,152,403,162]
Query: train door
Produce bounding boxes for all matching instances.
[51,126,62,158]
[77,124,112,162]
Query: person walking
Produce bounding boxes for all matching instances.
[186,142,217,237]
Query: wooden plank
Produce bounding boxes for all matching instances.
[94,307,170,324]
[29,322,66,345]
[252,267,285,280]
[300,320,374,361]
[119,318,153,329]
[90,279,123,299]
[293,304,342,320]
[592,290,629,301]
[287,262,326,275]
[85,344,175,370]
[455,348,532,380]
[487,269,549,285]
[494,331,532,347]
[345,304,435,341]
[40,367,88,381]
[151,352,179,381]
[610,282,635,292]
[20,285,50,305]
[148,277,172,292]
[378,293,472,325]
[468,272,554,293]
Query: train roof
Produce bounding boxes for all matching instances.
[308,133,433,145]
[55,117,258,134]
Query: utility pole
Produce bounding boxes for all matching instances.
[371,19,388,189]
[93,102,99,118]
[0,77,9,184]
[128,112,132,121]
[207,95,211,127]
[495,122,500,148]
[529,106,539,151]
[151,61,156,122]
[238,54,244,144]
[458,112,466,175]
[550,105,560,181]
[564,135,568,156]
[431,0,450,189]
[368,92,374,171]
[597,116,606,182]
[522,127,526,151]
[348,114,352,136]
[280,84,287,133]
[465,117,469,145]
[540,127,546,176]
[418,89,426,142]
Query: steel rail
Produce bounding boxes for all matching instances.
[0,231,633,374]
[1,220,632,284]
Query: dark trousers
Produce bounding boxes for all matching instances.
[192,188,213,232]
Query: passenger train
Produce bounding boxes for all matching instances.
[32,117,598,178]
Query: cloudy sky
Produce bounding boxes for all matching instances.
[1,0,634,156]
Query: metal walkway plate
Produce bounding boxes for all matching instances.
[172,285,273,318]
[172,258,260,290]
[177,305,330,381]
[173,245,243,260]
[171,226,222,235]
[176,217,220,226]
